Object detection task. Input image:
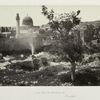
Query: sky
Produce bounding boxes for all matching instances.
[0,6,100,26]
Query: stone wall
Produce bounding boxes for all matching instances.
[0,36,43,54]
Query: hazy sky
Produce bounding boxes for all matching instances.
[0,6,100,26]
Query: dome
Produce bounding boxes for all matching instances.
[22,16,33,27]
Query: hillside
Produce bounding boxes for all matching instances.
[79,20,100,30]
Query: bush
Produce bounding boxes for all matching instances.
[41,57,49,66]
[57,72,71,83]
[75,68,98,86]
[32,58,40,71]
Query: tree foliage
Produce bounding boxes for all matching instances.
[41,5,83,63]
[42,5,80,33]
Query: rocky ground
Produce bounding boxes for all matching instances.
[0,52,100,86]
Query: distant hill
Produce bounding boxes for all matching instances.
[82,20,100,25]
[79,20,100,30]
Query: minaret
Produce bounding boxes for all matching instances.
[16,13,20,38]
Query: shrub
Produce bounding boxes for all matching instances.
[32,58,40,71]
[41,57,49,66]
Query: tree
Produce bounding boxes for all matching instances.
[84,24,95,43]
[41,5,83,84]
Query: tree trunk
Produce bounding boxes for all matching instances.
[71,62,76,84]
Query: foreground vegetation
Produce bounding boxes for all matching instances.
[0,52,100,86]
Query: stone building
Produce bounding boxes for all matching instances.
[0,13,43,54]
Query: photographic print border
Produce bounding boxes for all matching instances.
[0,0,100,100]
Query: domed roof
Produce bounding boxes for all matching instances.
[22,16,33,27]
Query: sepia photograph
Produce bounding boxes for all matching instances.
[0,5,100,86]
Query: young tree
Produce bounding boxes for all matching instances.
[41,5,83,83]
